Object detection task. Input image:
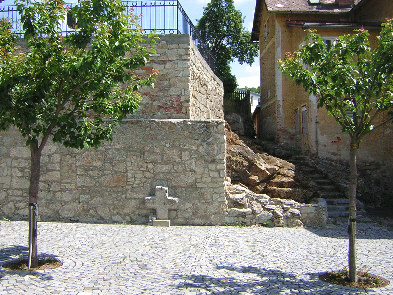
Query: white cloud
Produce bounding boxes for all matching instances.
[195,0,210,3]
[245,64,260,74]
[237,75,260,88]
[234,0,249,4]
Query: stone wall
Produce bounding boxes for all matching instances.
[189,40,224,120]
[132,34,223,120]
[0,120,227,225]
[225,183,327,227]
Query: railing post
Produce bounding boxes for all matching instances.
[176,0,179,34]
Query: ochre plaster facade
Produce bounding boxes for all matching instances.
[253,0,393,169]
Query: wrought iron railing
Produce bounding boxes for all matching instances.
[0,1,215,70]
[230,89,251,101]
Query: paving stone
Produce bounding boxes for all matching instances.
[0,221,392,294]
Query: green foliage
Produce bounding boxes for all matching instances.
[0,0,156,150]
[244,86,260,94]
[279,20,393,141]
[280,21,393,283]
[196,0,258,96]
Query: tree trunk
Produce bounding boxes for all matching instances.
[28,142,41,269]
[348,138,359,283]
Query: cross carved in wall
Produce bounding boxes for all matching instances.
[145,186,179,220]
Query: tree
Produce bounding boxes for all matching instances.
[0,0,156,268]
[279,21,393,283]
[244,86,260,94]
[196,0,258,97]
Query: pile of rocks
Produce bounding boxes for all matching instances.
[225,124,313,203]
[224,125,327,227]
[224,181,327,227]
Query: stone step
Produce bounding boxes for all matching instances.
[314,179,332,185]
[318,191,345,198]
[318,185,338,191]
[326,198,349,205]
[300,166,320,175]
[308,173,326,179]
[328,211,348,218]
[327,205,349,211]
[291,155,309,162]
[326,198,352,218]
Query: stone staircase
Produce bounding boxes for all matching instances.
[241,138,367,219]
[290,155,351,218]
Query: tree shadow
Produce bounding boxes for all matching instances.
[305,220,393,240]
[0,245,56,280]
[174,265,371,294]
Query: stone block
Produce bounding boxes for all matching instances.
[10,147,30,158]
[227,208,252,217]
[152,219,171,227]
[256,211,273,224]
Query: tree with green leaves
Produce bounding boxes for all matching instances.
[0,0,156,268]
[279,20,393,283]
[196,0,258,97]
[244,86,260,94]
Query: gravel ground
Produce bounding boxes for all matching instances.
[0,220,392,295]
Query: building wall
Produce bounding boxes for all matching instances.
[353,0,393,22]
[258,3,278,140]
[257,6,393,168]
[316,107,393,168]
[0,120,227,225]
[132,34,223,120]
[278,23,393,166]
[189,40,224,120]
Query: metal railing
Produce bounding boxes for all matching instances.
[230,90,251,102]
[0,1,215,70]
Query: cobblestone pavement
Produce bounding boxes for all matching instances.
[0,220,392,295]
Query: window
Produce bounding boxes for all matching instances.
[323,37,336,51]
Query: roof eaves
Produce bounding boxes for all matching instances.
[268,8,352,14]
[350,0,369,12]
[251,0,264,41]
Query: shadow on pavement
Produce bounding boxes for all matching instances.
[174,265,370,294]
[305,221,393,240]
[0,245,56,280]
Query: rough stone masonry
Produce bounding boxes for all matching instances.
[0,34,326,226]
[0,35,227,225]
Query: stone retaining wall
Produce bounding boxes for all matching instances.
[132,34,224,120]
[0,119,227,225]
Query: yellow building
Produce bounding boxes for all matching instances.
[252,0,393,168]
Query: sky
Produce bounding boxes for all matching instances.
[0,0,260,88]
[181,0,260,89]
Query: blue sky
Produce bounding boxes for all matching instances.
[181,0,260,88]
[0,0,260,88]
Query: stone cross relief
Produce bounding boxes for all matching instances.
[145,186,179,220]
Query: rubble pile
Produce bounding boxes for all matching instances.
[225,124,313,203]
[224,124,326,227]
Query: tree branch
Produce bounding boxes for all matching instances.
[39,78,65,152]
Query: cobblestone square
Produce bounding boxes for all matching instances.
[0,220,392,294]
